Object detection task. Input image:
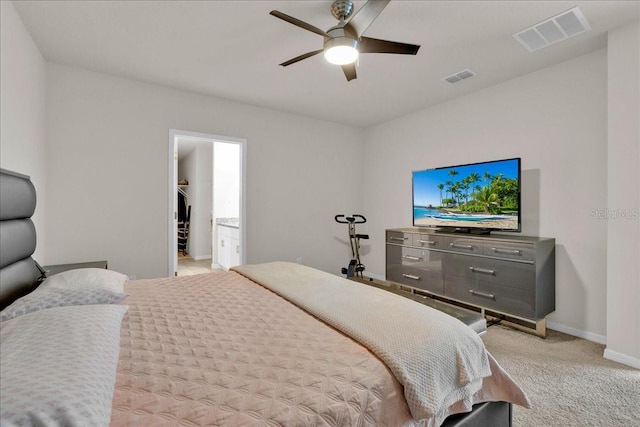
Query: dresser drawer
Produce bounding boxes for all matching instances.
[444,275,536,319]
[386,246,444,278]
[386,230,412,245]
[388,266,444,294]
[485,241,535,262]
[442,253,534,290]
[442,236,484,255]
[386,245,443,294]
[412,233,447,249]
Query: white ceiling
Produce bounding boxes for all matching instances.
[12,0,639,128]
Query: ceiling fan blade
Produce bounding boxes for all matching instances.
[279,49,324,67]
[342,63,357,81]
[359,36,420,55]
[345,0,390,38]
[270,10,328,37]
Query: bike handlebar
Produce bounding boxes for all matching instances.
[335,214,367,224]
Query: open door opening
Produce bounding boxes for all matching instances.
[168,129,246,277]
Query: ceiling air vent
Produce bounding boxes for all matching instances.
[514,6,591,53]
[442,69,477,85]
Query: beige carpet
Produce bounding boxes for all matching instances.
[482,325,640,426]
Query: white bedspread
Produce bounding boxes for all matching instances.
[232,262,530,425]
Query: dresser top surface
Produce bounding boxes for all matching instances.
[388,227,554,243]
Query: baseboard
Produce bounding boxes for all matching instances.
[512,322,639,369]
[192,255,212,261]
[546,321,607,345]
[367,272,386,281]
[603,348,640,370]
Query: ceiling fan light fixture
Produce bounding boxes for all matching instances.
[324,37,359,65]
[271,0,420,80]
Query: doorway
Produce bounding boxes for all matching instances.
[168,129,246,277]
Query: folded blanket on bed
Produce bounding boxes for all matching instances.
[232,262,528,425]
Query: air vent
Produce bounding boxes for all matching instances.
[514,7,591,53]
[442,69,477,85]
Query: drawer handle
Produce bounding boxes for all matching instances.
[403,255,423,261]
[469,266,495,275]
[389,236,408,242]
[418,240,436,245]
[402,273,421,280]
[469,289,495,299]
[491,247,522,255]
[450,243,474,250]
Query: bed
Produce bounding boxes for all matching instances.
[0,168,530,427]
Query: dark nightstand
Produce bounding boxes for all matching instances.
[43,260,108,277]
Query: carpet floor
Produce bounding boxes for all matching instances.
[481,325,640,426]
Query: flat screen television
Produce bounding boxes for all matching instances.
[412,157,521,233]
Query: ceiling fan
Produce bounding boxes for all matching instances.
[270,0,420,81]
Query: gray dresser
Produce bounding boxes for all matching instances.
[386,228,555,334]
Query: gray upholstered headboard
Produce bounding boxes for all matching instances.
[0,168,43,309]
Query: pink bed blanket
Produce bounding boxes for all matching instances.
[112,270,415,426]
[111,263,529,426]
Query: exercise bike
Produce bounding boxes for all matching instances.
[335,214,369,279]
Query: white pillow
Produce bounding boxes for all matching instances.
[40,268,128,293]
[0,288,128,322]
[0,304,128,426]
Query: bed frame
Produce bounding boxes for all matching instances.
[0,167,512,427]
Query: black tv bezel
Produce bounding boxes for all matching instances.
[411,157,522,233]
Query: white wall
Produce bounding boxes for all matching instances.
[192,143,213,260]
[43,64,364,279]
[362,50,608,341]
[0,1,47,261]
[606,22,640,368]
[213,142,240,219]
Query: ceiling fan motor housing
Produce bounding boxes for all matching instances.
[325,25,358,44]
